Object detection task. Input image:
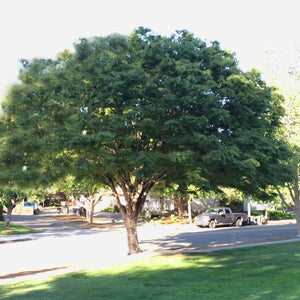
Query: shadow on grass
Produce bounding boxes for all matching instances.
[1,242,300,300]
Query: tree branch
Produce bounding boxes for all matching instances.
[275,186,293,210]
[287,183,296,204]
[104,173,126,215]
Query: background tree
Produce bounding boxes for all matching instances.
[1,28,292,253]
[263,46,300,235]
[0,189,19,227]
[56,174,106,224]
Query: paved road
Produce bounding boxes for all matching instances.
[0,212,299,285]
[140,223,298,252]
[5,212,298,250]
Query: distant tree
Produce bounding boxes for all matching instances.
[0,189,18,227]
[0,28,292,253]
[263,46,300,235]
[56,175,106,224]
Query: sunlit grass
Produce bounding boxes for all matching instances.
[0,222,39,235]
[1,241,300,299]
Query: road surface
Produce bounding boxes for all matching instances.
[0,213,298,284]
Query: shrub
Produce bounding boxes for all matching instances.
[102,205,120,213]
[252,210,295,220]
[149,214,189,224]
[251,210,265,216]
[268,210,295,220]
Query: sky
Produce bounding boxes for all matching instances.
[1,0,300,101]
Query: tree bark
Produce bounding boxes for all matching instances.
[292,173,300,237]
[124,216,141,254]
[287,170,300,237]
[0,204,4,221]
[276,187,293,211]
[176,196,184,217]
[176,195,187,217]
[85,193,102,224]
[87,203,95,224]
[86,198,96,224]
[4,206,13,227]
[105,172,158,254]
[188,200,192,225]
[294,206,300,238]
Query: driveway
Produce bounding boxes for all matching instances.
[7,210,124,233]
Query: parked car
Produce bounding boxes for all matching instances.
[143,208,161,219]
[24,201,43,214]
[194,207,249,229]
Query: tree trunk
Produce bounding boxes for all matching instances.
[160,196,165,212]
[276,187,293,211]
[0,204,4,221]
[177,196,184,217]
[87,202,95,224]
[292,179,300,237]
[125,216,141,254]
[289,170,300,237]
[188,200,192,225]
[294,206,300,238]
[85,193,102,224]
[104,172,161,255]
[4,206,13,227]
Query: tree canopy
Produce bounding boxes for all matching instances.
[0,27,293,252]
[263,46,300,235]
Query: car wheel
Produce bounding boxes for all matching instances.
[209,220,216,229]
[236,219,243,227]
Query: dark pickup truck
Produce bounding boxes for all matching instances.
[194,207,249,229]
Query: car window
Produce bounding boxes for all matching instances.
[205,209,218,213]
[225,209,231,214]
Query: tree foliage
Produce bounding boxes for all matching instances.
[263,46,300,235]
[0,28,292,252]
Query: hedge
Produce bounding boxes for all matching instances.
[251,210,295,220]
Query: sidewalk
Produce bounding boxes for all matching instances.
[0,230,84,243]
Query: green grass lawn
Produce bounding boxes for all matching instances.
[1,241,300,299]
[0,222,39,235]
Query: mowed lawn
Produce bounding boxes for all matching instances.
[1,241,300,300]
[0,222,39,235]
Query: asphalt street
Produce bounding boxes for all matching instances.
[0,211,299,285]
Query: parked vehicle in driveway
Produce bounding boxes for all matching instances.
[194,207,249,229]
[24,201,43,214]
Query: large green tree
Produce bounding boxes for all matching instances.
[263,46,300,235]
[0,28,292,253]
